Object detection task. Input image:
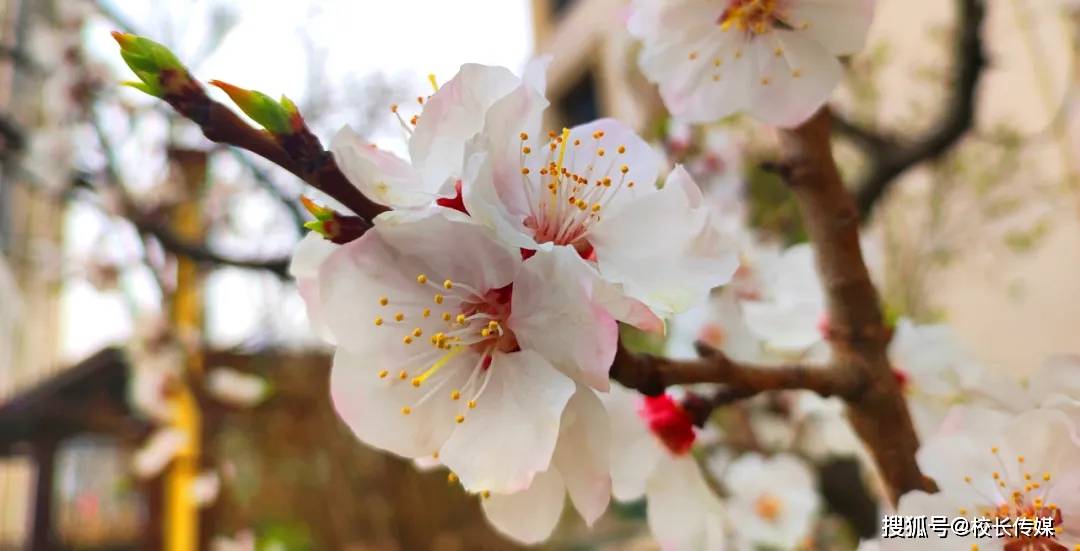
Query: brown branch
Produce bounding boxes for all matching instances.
[837,0,987,220]
[159,79,385,224]
[610,342,859,400]
[778,109,933,503]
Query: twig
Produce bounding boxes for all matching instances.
[836,0,987,220]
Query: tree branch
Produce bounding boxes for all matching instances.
[610,342,859,400]
[839,0,987,220]
[778,109,933,503]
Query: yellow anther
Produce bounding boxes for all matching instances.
[964,476,972,483]
[573,139,581,146]
[992,447,999,454]
[378,370,389,379]
[792,69,802,78]
[409,115,419,125]
[481,490,491,499]
[443,279,453,290]
[434,294,444,304]
[688,51,698,60]
[602,177,612,187]
[487,320,499,330]
[1044,472,1052,481]
[620,164,629,174]
[576,199,587,210]
[403,335,414,345]
[760,77,771,86]
[568,195,577,205]
[597,148,606,157]
[521,167,530,175]
[628,181,636,188]
[401,406,412,415]
[447,472,458,484]
[714,57,723,67]
[390,104,398,113]
[443,312,452,322]
[395,312,405,322]
[455,415,465,424]
[412,327,423,337]
[522,146,531,154]
[992,472,1000,480]
[411,378,422,388]
[455,314,466,325]
[480,328,491,338]
[398,370,408,380]
[379,296,389,306]
[374,316,384,326]
[591,204,601,213]
[423,308,431,318]
[427,73,438,92]
[1018,455,1025,463]
[417,274,428,284]
[417,96,424,104]
[451,390,461,400]
[520,132,528,140]
[467,400,476,409]
[774,47,783,56]
[617,145,626,154]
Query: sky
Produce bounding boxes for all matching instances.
[62,0,534,360]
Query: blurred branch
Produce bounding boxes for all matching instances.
[610,342,858,400]
[835,0,987,221]
[89,110,291,278]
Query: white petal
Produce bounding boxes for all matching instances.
[374,208,520,294]
[742,298,824,353]
[132,428,186,479]
[289,233,338,344]
[646,455,727,551]
[482,468,566,545]
[594,279,666,334]
[1027,354,1080,405]
[511,247,618,391]
[205,367,269,407]
[410,64,521,191]
[786,0,876,56]
[747,30,843,127]
[590,166,739,317]
[330,126,428,208]
[602,384,664,502]
[331,349,472,459]
[553,383,612,525]
[439,349,576,493]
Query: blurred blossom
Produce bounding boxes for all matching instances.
[131,427,186,478]
[722,452,821,551]
[206,367,270,407]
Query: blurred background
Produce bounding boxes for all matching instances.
[0,0,1077,549]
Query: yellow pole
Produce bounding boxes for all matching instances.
[165,148,208,551]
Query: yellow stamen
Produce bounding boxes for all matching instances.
[378,370,389,379]
[401,406,412,415]
[434,294,444,304]
[379,296,389,306]
[443,279,453,290]
[412,346,466,387]
[374,316,384,326]
[455,415,465,424]
[451,390,461,400]
[427,73,438,92]
[417,274,428,284]
[467,400,476,409]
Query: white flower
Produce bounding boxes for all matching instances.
[889,406,1080,550]
[211,530,256,551]
[132,427,186,478]
[206,367,270,407]
[288,232,339,344]
[628,0,876,127]
[481,383,612,544]
[741,243,827,355]
[192,470,221,508]
[603,384,726,550]
[330,62,548,210]
[722,452,821,550]
[466,118,738,322]
[315,208,616,494]
[889,318,1012,439]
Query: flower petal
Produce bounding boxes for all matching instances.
[590,165,739,317]
[603,384,664,502]
[786,0,876,56]
[330,126,428,208]
[511,246,618,391]
[553,383,612,525]
[481,468,566,545]
[746,30,843,127]
[410,64,522,191]
[645,455,727,551]
[439,349,575,493]
[330,349,472,459]
[289,232,339,344]
[564,118,660,214]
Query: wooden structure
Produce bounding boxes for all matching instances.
[0,348,154,551]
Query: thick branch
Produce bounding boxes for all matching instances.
[779,109,933,504]
[134,219,290,278]
[610,342,859,399]
[842,0,987,220]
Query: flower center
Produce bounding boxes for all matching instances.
[518,129,636,250]
[719,0,782,34]
[961,447,1071,548]
[754,493,784,522]
[372,275,518,424]
[638,394,697,455]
